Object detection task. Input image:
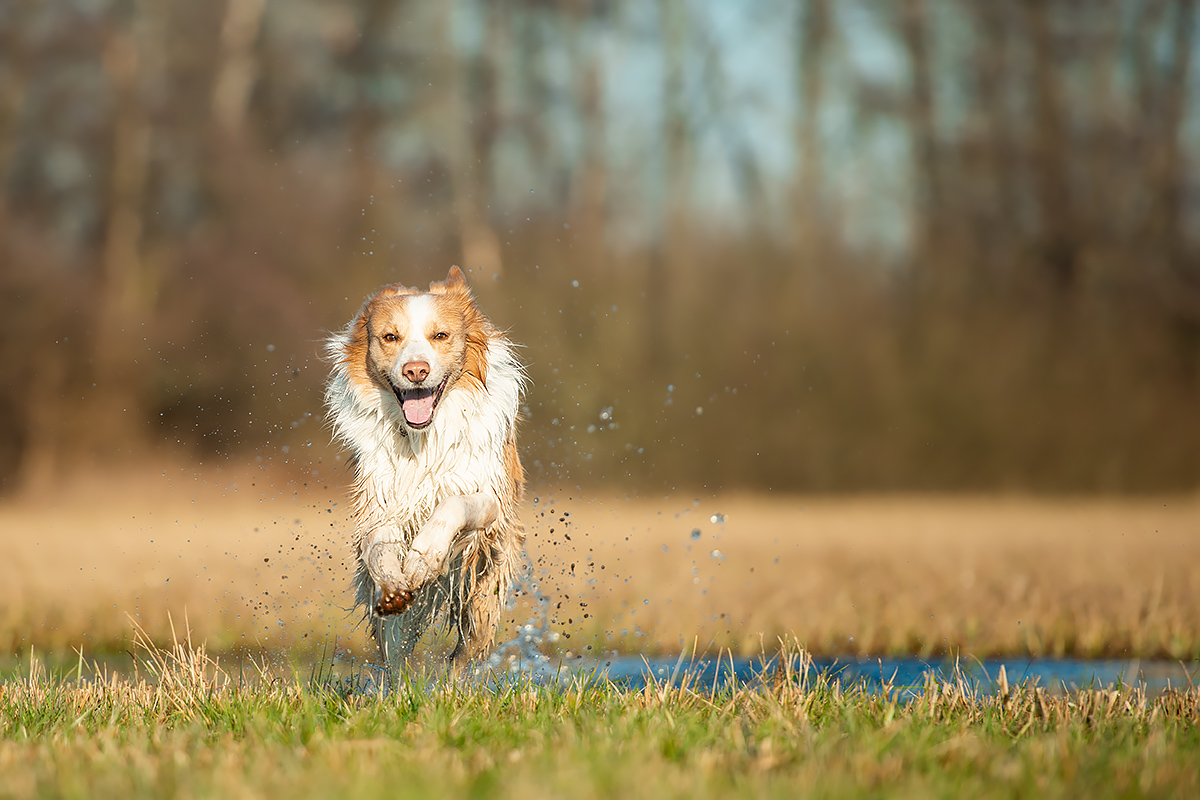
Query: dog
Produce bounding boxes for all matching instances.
[324,266,526,669]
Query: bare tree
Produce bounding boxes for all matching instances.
[900,0,940,247]
[0,0,35,250]
[566,8,609,262]
[1146,0,1200,318]
[212,0,268,141]
[1021,0,1077,298]
[793,0,830,226]
[92,11,161,458]
[433,1,504,277]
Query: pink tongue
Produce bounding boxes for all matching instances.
[402,393,435,426]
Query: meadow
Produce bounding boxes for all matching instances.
[1,636,1198,799]
[1,467,1199,662]
[2,469,1199,797]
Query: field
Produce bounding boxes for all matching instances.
[2,468,1200,797]
[1,466,1198,661]
[1,638,1198,799]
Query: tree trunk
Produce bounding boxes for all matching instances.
[93,16,160,460]
[435,1,503,278]
[1022,0,1078,299]
[211,0,267,141]
[793,0,829,223]
[901,0,940,241]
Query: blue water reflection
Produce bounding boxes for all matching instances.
[572,655,1197,696]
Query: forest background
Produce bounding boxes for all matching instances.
[1,0,1198,498]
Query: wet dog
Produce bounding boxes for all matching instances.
[324,267,525,668]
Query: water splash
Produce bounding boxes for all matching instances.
[476,554,564,684]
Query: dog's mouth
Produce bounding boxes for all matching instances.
[392,376,449,429]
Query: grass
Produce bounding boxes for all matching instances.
[2,468,1198,661]
[1,634,1198,799]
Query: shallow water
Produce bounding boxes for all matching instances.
[476,616,1198,696]
[583,655,1196,695]
[482,651,1198,696]
[4,648,1194,697]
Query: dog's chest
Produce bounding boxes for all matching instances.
[368,391,505,526]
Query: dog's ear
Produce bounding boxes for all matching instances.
[431,265,469,293]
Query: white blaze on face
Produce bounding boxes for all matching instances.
[393,294,441,428]
[395,294,438,381]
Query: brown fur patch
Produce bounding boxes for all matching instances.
[428,268,493,391]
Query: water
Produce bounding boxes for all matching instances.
[484,652,1198,696]
[7,646,1193,698]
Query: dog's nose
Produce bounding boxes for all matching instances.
[402,361,430,383]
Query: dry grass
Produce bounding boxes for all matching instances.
[538,492,1200,659]
[1,465,1198,660]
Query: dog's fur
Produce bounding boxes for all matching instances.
[324,267,525,668]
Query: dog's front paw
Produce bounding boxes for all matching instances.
[375,586,415,616]
[400,549,440,589]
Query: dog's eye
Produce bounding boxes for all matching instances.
[431,331,449,341]
[382,333,399,343]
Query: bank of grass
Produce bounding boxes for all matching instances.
[1,633,1198,799]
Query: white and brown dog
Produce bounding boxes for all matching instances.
[324,267,526,668]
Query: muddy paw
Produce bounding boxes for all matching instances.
[375,587,415,616]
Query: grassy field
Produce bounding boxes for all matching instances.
[2,468,1199,798]
[1,465,1198,661]
[1,637,1198,799]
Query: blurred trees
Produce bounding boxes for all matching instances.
[0,0,1198,494]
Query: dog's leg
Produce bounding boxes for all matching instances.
[450,536,522,666]
[450,574,504,666]
[400,493,499,591]
[361,524,414,615]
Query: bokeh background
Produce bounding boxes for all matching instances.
[1,0,1200,663]
[2,0,1198,496]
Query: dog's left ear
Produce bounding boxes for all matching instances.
[432,265,468,293]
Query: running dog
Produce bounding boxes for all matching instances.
[324,266,526,668]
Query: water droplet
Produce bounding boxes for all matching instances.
[710,549,724,559]
[571,279,580,288]
[690,529,701,540]
[599,406,613,421]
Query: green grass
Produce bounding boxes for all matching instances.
[1,632,1198,799]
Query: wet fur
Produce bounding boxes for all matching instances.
[324,267,525,669]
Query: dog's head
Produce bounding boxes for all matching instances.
[355,266,491,432]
